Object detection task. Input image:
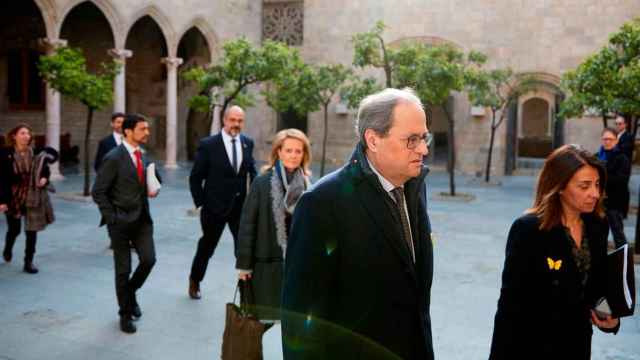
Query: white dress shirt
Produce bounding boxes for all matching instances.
[367,157,415,260]
[122,139,142,167]
[221,129,243,171]
[113,132,123,146]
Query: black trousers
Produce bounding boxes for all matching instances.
[606,208,628,248]
[107,217,156,317]
[4,214,37,262]
[190,205,242,283]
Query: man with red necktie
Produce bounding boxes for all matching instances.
[92,114,160,334]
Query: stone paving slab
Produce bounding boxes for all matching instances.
[0,165,638,360]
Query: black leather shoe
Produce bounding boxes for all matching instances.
[120,316,137,334]
[189,279,201,300]
[23,261,39,274]
[2,249,11,263]
[131,295,142,320]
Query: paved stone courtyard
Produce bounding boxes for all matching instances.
[1,164,639,360]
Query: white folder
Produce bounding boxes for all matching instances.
[146,163,162,194]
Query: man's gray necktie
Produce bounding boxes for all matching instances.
[231,138,238,173]
[391,187,415,262]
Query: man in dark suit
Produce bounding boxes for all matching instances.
[188,105,257,299]
[614,115,633,217]
[94,112,124,172]
[92,114,158,334]
[281,88,434,360]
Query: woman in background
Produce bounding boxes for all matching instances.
[0,124,57,274]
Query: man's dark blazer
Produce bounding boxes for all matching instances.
[94,134,118,172]
[617,130,634,161]
[602,148,631,214]
[489,213,617,360]
[92,145,153,227]
[189,133,257,216]
[281,144,434,360]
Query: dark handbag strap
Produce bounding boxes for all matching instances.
[233,280,256,314]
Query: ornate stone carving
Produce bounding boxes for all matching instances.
[262,1,303,46]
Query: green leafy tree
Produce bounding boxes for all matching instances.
[265,63,352,176]
[394,43,487,196]
[561,17,640,133]
[38,46,119,196]
[183,38,302,130]
[348,21,488,196]
[466,69,536,182]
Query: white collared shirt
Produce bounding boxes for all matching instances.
[221,129,243,171]
[113,132,123,146]
[122,139,142,167]
[366,157,415,260]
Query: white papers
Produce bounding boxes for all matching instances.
[622,244,632,309]
[146,163,162,194]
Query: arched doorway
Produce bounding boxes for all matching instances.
[505,75,564,174]
[519,97,552,158]
[125,16,169,157]
[0,1,47,128]
[178,27,211,160]
[59,1,116,164]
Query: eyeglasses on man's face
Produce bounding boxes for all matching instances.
[402,132,433,150]
[601,137,616,142]
[615,121,625,126]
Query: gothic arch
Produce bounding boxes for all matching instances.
[57,0,122,46]
[177,17,220,61]
[124,5,176,57]
[33,0,57,38]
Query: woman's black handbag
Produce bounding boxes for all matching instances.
[221,280,266,360]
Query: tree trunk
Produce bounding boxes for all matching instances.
[83,107,94,196]
[442,104,456,196]
[485,110,497,183]
[320,103,329,177]
[602,112,608,129]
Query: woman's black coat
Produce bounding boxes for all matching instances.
[236,169,285,320]
[489,213,617,360]
[0,147,52,206]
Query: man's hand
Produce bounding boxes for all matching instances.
[38,178,47,188]
[238,272,252,281]
[591,310,619,329]
[148,190,159,198]
[0,204,8,213]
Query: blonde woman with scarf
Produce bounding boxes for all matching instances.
[236,128,312,329]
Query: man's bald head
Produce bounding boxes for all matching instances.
[222,105,245,137]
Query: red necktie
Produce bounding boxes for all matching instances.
[134,150,144,184]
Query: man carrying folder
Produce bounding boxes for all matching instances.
[92,114,159,334]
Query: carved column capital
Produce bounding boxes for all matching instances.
[38,38,68,54]
[161,57,184,69]
[108,48,133,61]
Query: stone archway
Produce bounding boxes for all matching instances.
[505,72,564,174]
[177,27,212,160]
[125,16,169,157]
[59,1,117,165]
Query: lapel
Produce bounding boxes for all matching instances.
[349,145,429,283]
[239,134,249,172]
[107,134,117,150]
[214,133,236,175]
[118,144,145,190]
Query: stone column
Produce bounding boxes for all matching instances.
[108,49,132,113]
[39,38,68,181]
[161,57,183,169]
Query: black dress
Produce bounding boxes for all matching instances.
[489,213,618,360]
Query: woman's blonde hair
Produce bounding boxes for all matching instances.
[527,144,606,231]
[263,128,312,175]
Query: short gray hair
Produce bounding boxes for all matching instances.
[355,88,423,147]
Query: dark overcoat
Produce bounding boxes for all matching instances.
[603,148,631,216]
[0,146,52,207]
[236,169,288,320]
[281,144,434,360]
[489,213,618,360]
